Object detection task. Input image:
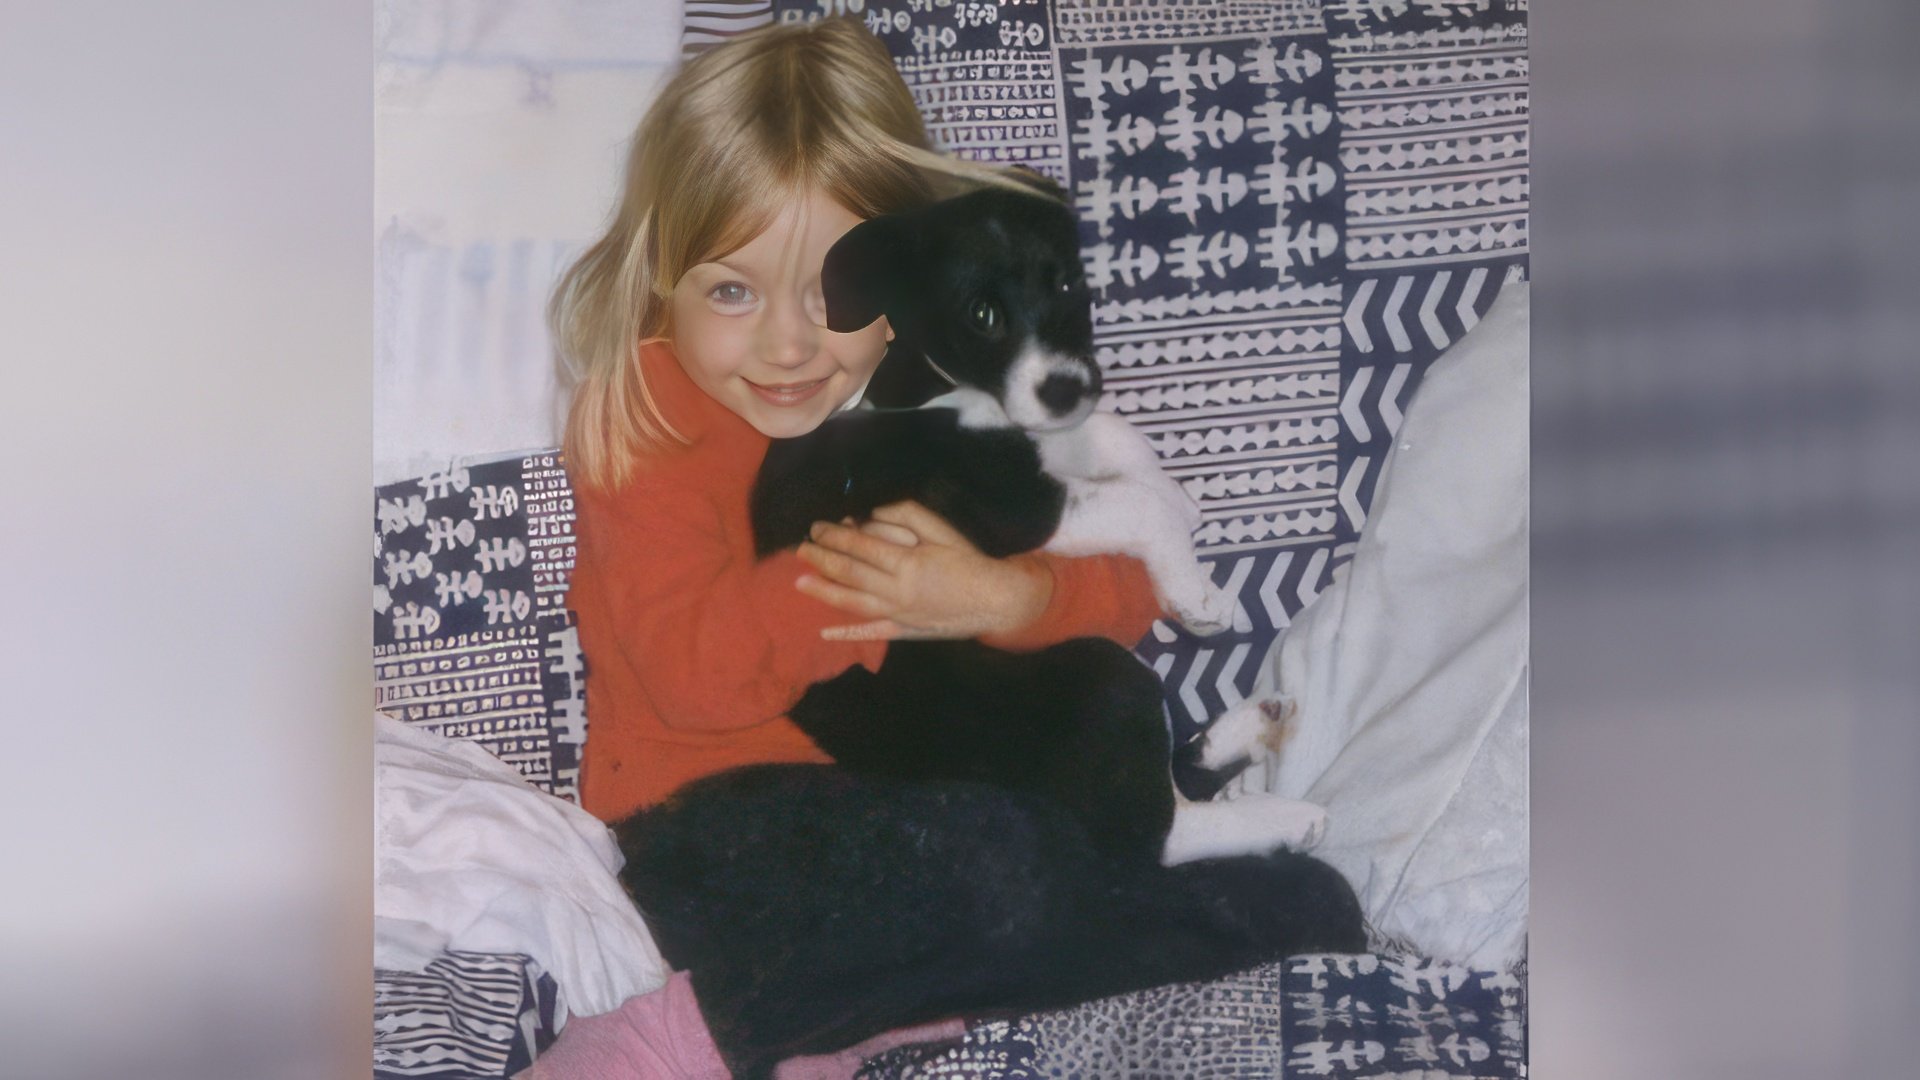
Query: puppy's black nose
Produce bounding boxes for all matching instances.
[1037,372,1092,417]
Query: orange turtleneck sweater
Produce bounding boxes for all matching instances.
[566,341,1164,823]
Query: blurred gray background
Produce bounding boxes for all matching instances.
[2,1,1915,1077]
[1532,1,1919,1075]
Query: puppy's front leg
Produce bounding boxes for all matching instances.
[1046,479,1232,634]
[1042,418,1234,635]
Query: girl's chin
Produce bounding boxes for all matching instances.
[743,401,833,439]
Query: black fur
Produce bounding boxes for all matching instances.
[618,765,1365,1079]
[750,408,1062,560]
[823,185,1099,415]
[614,188,1363,1076]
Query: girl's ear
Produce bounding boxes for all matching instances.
[822,213,915,334]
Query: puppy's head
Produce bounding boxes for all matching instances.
[823,185,1101,430]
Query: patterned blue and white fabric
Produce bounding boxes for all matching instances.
[375,452,586,802]
[684,0,1529,737]
[374,950,560,1079]
[853,951,1525,1079]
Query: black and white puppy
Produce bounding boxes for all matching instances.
[613,187,1359,1076]
[757,184,1237,634]
[752,184,1326,859]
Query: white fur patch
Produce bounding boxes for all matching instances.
[925,387,1011,430]
[1037,413,1234,635]
[1160,794,1329,865]
[1003,344,1096,431]
[1192,697,1295,771]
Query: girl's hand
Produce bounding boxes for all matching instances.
[794,501,1053,642]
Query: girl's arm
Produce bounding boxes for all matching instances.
[979,550,1161,653]
[576,479,886,732]
[796,501,1163,651]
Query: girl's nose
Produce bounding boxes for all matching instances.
[761,294,820,370]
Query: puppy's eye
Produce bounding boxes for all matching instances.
[968,298,1001,335]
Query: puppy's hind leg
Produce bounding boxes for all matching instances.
[1160,795,1328,866]
[1162,696,1326,864]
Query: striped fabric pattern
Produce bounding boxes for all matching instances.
[375,951,558,1079]
[683,0,773,53]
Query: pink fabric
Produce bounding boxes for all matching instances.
[515,972,727,1079]
[771,1018,967,1080]
[514,971,966,1080]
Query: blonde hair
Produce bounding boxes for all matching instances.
[552,16,1038,491]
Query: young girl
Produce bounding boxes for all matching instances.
[553,17,1163,827]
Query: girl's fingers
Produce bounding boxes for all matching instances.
[807,520,908,574]
[857,519,921,548]
[797,539,893,594]
[871,501,971,548]
[794,573,890,618]
[820,618,903,642]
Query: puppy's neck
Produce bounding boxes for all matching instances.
[925,387,1012,431]
[864,342,956,410]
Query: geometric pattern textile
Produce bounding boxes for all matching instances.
[374,452,585,802]
[854,952,1526,1079]
[374,951,561,1080]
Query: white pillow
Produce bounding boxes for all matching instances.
[1245,283,1530,970]
[374,714,670,1019]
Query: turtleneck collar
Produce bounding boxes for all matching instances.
[638,339,759,452]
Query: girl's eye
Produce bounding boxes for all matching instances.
[968,298,1000,334]
[710,282,756,308]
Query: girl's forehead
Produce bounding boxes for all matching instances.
[707,188,861,271]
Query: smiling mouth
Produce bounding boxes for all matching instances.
[745,376,830,407]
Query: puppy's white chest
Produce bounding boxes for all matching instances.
[925,392,1229,633]
[1037,415,1201,539]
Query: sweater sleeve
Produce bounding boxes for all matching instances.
[980,552,1163,653]
[576,476,886,733]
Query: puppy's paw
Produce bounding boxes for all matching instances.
[1166,582,1238,637]
[1269,798,1329,851]
[1254,697,1299,756]
[1200,696,1296,768]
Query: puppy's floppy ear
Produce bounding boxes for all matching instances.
[822,213,915,333]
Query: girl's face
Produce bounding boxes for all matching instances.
[669,188,893,440]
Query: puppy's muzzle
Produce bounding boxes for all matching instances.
[1019,354,1101,430]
